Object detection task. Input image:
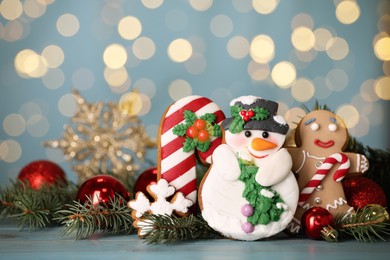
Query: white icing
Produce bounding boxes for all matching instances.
[149,179,175,199]
[168,165,196,190]
[237,150,253,162]
[160,95,224,204]
[200,146,299,241]
[328,123,337,132]
[160,148,194,172]
[129,179,193,217]
[260,189,274,198]
[129,193,150,218]
[229,95,261,106]
[311,122,319,131]
[273,115,287,126]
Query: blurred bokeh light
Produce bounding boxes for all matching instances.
[1,0,389,185]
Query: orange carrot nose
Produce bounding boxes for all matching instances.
[251,138,277,151]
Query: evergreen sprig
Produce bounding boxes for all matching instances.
[139,214,222,244]
[332,205,390,242]
[0,181,76,230]
[55,195,134,239]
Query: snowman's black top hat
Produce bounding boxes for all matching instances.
[221,96,289,135]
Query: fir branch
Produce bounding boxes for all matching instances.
[333,205,390,242]
[0,181,76,230]
[140,214,222,244]
[55,195,134,239]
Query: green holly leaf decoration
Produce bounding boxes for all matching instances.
[184,110,197,125]
[196,141,211,153]
[212,124,222,137]
[173,110,221,153]
[200,113,216,122]
[183,137,197,152]
[253,107,270,121]
[228,105,270,134]
[228,117,245,134]
[172,124,188,136]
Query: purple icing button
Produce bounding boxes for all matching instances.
[241,222,254,233]
[241,204,254,217]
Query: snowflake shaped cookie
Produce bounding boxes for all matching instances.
[128,179,193,237]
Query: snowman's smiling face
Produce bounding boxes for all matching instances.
[225,129,286,159]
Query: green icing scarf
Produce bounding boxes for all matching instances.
[238,157,285,225]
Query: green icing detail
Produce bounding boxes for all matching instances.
[228,105,270,134]
[238,158,285,226]
[172,110,221,153]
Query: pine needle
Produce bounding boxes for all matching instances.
[140,214,222,244]
[334,205,390,242]
[55,195,134,239]
[0,180,76,230]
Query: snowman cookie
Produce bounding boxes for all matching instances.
[198,96,299,241]
[286,110,369,234]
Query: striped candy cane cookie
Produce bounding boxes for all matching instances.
[158,96,225,204]
[298,153,350,207]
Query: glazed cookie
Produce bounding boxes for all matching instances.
[128,179,193,238]
[286,110,369,234]
[198,96,299,241]
[157,96,225,205]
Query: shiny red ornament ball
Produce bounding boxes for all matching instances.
[17,160,67,189]
[343,177,387,209]
[76,175,130,207]
[301,207,334,240]
[133,167,157,200]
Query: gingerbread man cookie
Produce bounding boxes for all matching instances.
[198,96,299,241]
[286,110,369,234]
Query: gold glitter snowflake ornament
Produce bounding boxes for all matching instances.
[44,89,156,184]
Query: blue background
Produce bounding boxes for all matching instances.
[1,0,389,186]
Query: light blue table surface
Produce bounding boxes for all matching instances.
[1,222,389,260]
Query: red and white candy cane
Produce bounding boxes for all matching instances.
[298,153,350,207]
[158,96,225,204]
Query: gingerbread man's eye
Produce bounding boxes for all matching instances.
[328,124,337,132]
[244,131,252,138]
[310,123,319,131]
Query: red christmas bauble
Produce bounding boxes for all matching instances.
[17,160,67,189]
[343,177,387,209]
[301,207,334,240]
[76,175,130,207]
[133,167,158,200]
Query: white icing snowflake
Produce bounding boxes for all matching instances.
[128,179,193,218]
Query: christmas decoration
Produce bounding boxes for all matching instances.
[135,214,222,244]
[133,167,157,200]
[1,101,390,243]
[158,96,225,208]
[17,160,67,189]
[199,96,298,241]
[56,194,134,239]
[44,89,156,184]
[76,175,130,206]
[172,110,222,153]
[343,177,387,209]
[129,179,193,238]
[301,207,334,240]
[0,180,76,230]
[333,204,390,242]
[286,109,369,235]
